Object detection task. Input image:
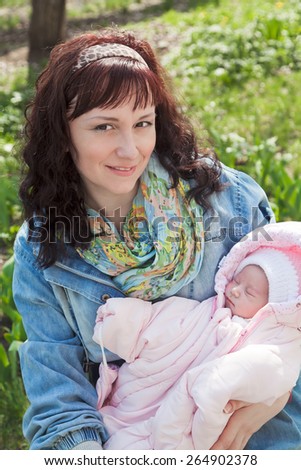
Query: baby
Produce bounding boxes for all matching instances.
[93,222,301,450]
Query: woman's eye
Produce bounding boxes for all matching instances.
[136,121,153,128]
[94,124,113,131]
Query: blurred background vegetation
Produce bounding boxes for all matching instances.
[0,0,300,449]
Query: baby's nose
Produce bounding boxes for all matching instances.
[231,286,240,297]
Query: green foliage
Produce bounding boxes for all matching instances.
[0,0,25,5]
[0,256,26,383]
[0,72,29,249]
[0,13,20,31]
[210,131,301,220]
[0,0,30,32]
[0,255,28,449]
[166,10,294,73]
[0,378,28,449]
[165,1,301,85]
[159,0,301,220]
[0,142,22,250]
[67,0,139,17]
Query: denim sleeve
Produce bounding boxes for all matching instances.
[220,165,275,233]
[234,167,276,227]
[13,230,108,450]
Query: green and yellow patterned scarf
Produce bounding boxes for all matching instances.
[76,154,204,300]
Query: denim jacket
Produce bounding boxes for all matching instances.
[13,165,301,450]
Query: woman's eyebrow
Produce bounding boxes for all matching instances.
[85,115,119,122]
[85,112,156,122]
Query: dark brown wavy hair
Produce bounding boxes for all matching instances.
[20,27,222,267]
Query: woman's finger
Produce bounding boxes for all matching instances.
[223,400,251,414]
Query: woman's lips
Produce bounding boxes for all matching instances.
[107,165,137,176]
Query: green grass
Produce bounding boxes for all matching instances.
[0,0,25,5]
[0,0,142,31]
[153,0,301,216]
[67,0,139,17]
[0,0,29,31]
[0,69,30,252]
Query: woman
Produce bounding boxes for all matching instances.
[13,27,299,450]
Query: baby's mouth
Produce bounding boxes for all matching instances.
[225,296,234,307]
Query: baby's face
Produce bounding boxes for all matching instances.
[225,265,269,319]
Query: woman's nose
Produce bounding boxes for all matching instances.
[116,132,139,159]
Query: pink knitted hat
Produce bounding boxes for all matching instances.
[235,247,301,303]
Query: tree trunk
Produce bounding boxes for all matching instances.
[28,0,66,64]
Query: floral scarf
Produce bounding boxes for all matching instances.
[76,154,204,300]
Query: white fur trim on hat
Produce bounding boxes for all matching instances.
[235,247,299,303]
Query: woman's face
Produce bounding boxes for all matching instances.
[68,96,156,215]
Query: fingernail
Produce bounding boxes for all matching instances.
[223,403,232,413]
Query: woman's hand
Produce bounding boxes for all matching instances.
[210,392,290,450]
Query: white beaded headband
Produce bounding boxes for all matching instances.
[74,43,148,70]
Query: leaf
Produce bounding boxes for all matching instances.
[8,340,24,353]
[0,344,9,368]
[2,255,15,279]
